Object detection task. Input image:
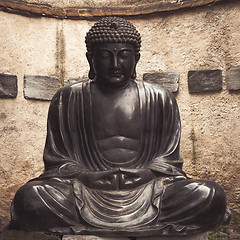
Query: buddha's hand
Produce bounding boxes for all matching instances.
[78,168,119,190]
[119,168,156,190]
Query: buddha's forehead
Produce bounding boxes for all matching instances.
[93,42,134,52]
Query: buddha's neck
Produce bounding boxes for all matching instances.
[95,79,131,93]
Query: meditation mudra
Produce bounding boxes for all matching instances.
[11,17,230,236]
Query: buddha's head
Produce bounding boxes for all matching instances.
[85,17,141,90]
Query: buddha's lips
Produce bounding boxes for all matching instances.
[111,72,122,77]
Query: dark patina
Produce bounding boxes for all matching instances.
[10,17,230,237]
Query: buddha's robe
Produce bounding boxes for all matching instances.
[11,80,228,236]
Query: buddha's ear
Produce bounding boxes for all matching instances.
[131,53,140,79]
[86,52,93,65]
[86,52,95,79]
[135,53,140,63]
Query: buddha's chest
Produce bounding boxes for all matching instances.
[91,83,141,141]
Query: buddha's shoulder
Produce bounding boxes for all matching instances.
[137,80,172,96]
[66,79,90,91]
[56,79,90,94]
[51,79,90,103]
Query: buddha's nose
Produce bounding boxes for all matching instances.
[113,56,120,69]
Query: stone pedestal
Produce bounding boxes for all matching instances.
[138,233,208,240]
[62,233,208,240]
[0,230,60,240]
[63,237,128,240]
[0,230,208,240]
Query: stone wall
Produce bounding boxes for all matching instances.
[0,0,239,233]
[0,0,225,18]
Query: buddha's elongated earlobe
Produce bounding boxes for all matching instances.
[131,69,136,79]
[89,67,95,79]
[131,53,140,79]
[86,52,95,79]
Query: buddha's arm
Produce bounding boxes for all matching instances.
[42,87,86,179]
[143,85,185,178]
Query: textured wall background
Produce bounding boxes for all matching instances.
[0,0,239,233]
[0,0,225,18]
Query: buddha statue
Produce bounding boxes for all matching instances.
[10,17,230,237]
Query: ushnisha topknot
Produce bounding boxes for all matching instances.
[85,17,141,55]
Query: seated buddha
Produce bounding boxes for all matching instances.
[10,17,230,237]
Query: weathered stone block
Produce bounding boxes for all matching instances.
[0,230,60,240]
[63,236,128,240]
[226,65,240,90]
[143,72,179,92]
[62,233,208,240]
[0,74,17,98]
[138,232,208,240]
[24,75,59,101]
[188,70,222,93]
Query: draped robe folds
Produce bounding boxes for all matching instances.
[11,80,228,236]
[41,80,184,178]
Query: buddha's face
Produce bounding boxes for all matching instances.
[91,43,139,90]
